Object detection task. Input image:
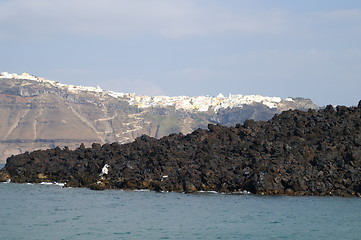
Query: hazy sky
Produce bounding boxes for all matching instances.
[1,0,360,106]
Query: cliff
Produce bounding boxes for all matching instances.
[1,101,360,196]
[0,75,316,163]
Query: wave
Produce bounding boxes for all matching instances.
[133,189,151,192]
[40,182,65,187]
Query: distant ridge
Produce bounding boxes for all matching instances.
[0,72,317,163]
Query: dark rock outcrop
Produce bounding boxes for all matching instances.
[1,102,361,196]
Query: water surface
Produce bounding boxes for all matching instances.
[0,182,360,239]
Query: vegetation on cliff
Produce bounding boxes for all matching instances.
[1,101,361,196]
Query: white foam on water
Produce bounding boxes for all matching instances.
[133,189,150,192]
[40,182,65,187]
[196,190,218,194]
[40,182,54,185]
[231,190,252,195]
[54,182,65,187]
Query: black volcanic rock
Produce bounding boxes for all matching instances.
[1,102,361,196]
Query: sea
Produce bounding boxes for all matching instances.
[1,163,361,240]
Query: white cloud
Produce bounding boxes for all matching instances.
[3,1,359,41]
[0,0,287,39]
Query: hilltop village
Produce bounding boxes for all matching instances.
[0,72,296,112]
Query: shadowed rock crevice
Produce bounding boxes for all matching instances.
[1,101,361,196]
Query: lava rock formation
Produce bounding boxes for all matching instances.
[1,101,361,196]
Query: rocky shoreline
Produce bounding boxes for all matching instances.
[1,101,361,196]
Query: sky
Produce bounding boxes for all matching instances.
[0,0,360,107]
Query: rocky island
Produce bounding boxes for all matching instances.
[1,101,361,197]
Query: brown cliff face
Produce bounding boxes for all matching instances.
[0,92,101,158]
[0,78,317,163]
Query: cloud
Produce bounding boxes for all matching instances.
[0,0,287,39]
[3,0,359,42]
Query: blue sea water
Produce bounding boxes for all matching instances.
[1,181,361,240]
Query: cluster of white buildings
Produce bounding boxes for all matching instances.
[0,72,38,81]
[1,72,294,112]
[0,72,104,94]
[126,93,292,112]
